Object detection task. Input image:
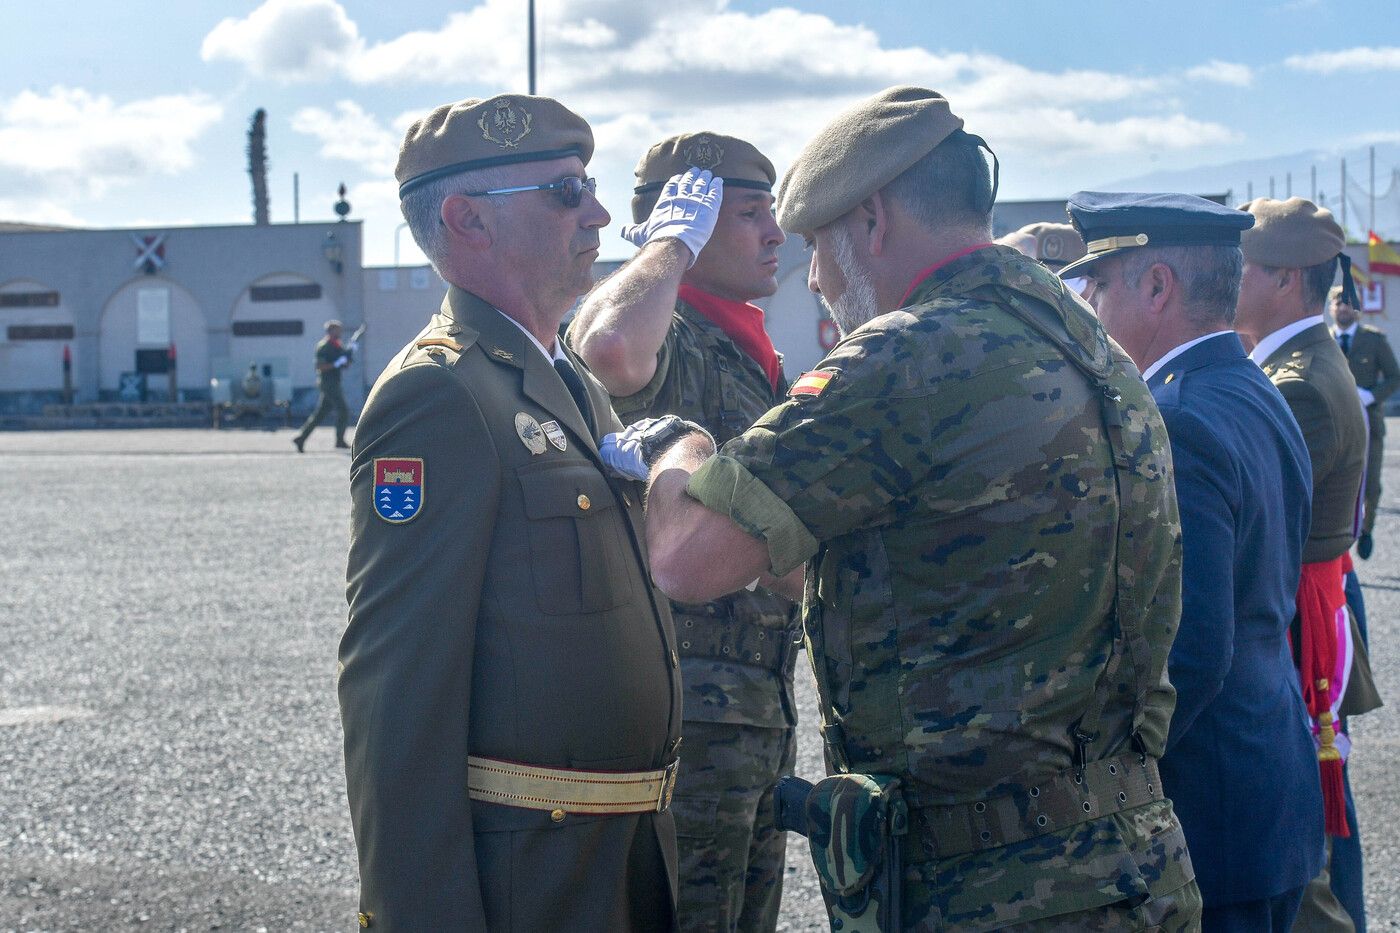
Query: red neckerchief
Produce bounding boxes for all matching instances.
[898,243,997,307]
[327,337,342,349]
[679,284,780,391]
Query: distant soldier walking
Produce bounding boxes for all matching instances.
[293,319,354,452]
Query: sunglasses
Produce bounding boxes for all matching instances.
[463,175,597,208]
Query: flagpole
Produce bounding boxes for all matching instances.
[528,0,537,95]
[1370,146,1376,236]
[1341,158,1348,235]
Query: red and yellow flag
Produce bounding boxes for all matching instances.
[1370,231,1400,277]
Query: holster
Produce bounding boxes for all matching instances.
[774,773,907,932]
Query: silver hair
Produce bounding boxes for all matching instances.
[1118,244,1244,326]
[880,132,994,238]
[399,166,513,273]
[823,225,882,336]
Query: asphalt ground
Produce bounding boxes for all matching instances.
[1,427,1397,931]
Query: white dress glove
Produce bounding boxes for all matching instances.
[1358,386,1376,407]
[620,168,724,266]
[599,418,662,481]
[333,355,349,368]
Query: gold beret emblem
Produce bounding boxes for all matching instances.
[681,135,724,171]
[479,98,533,149]
[1040,233,1064,260]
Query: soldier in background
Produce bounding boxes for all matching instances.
[569,132,799,932]
[292,319,353,452]
[1066,191,1321,931]
[1330,283,1399,559]
[609,86,1199,930]
[1235,197,1375,933]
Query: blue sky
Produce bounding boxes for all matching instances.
[3,0,1397,264]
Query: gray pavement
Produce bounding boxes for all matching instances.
[0,427,1397,931]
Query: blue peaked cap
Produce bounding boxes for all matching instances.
[1059,191,1255,278]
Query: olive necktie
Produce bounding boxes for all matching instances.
[554,358,596,437]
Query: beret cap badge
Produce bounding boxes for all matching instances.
[681,136,725,171]
[478,99,533,149]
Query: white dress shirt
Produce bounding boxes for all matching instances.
[1248,315,1325,367]
[1140,331,1235,383]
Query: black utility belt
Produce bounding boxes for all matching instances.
[902,752,1162,863]
[671,608,797,674]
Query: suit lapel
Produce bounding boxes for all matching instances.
[447,287,603,460]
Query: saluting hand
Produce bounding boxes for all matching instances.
[620,167,723,266]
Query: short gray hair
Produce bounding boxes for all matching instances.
[399,166,513,272]
[881,130,994,237]
[1118,244,1244,326]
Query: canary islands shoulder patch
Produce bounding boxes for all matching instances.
[373,458,424,524]
[788,370,834,398]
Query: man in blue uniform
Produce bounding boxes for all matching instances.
[1062,192,1323,932]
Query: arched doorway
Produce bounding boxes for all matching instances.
[99,278,208,400]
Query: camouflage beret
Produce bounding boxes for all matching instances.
[631,132,775,223]
[776,86,965,234]
[1238,197,1345,268]
[396,94,595,199]
[1019,222,1087,268]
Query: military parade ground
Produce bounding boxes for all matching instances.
[0,425,1395,928]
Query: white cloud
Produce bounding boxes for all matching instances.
[291,100,401,174]
[1185,60,1253,86]
[1285,46,1400,74]
[0,87,223,200]
[263,0,1237,258]
[201,0,364,82]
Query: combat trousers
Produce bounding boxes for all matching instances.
[296,383,348,443]
[951,879,1203,932]
[1362,415,1384,536]
[671,721,795,933]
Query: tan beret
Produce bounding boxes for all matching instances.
[1018,222,1087,267]
[776,86,965,234]
[396,94,594,199]
[631,132,775,223]
[1238,197,1344,268]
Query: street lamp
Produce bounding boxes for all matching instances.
[323,231,344,275]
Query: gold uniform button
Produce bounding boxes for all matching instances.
[358,912,373,928]
[551,808,567,822]
[577,494,591,511]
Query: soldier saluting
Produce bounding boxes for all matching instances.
[570,133,799,933]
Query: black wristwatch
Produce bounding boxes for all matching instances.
[640,415,713,467]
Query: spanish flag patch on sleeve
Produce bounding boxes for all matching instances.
[788,370,834,398]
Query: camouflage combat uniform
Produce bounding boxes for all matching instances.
[573,297,800,932]
[688,246,1201,931]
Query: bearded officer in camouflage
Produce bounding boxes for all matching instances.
[605,86,1200,930]
[569,133,799,933]
[339,93,682,931]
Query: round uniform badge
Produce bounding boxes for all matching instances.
[515,412,548,455]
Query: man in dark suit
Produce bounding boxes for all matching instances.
[338,94,682,931]
[1331,284,1400,559]
[1236,196,1371,933]
[1063,192,1322,932]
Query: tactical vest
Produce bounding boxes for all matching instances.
[808,265,1176,850]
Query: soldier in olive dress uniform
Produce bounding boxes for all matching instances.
[338,93,682,932]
